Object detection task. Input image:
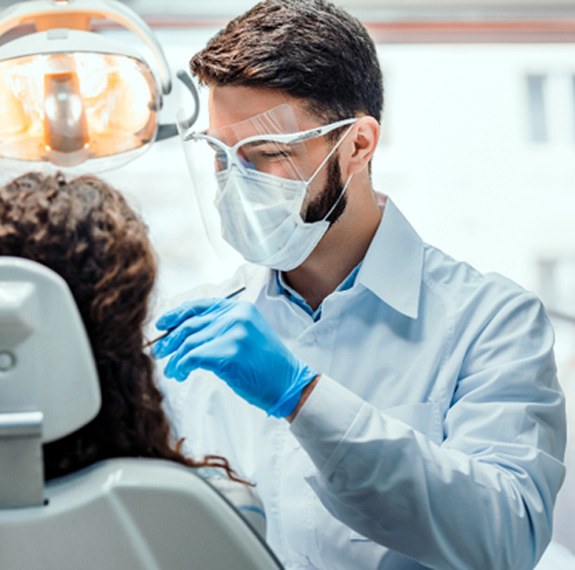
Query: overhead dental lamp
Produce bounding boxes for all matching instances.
[0,0,198,170]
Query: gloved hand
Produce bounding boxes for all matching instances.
[153,298,318,418]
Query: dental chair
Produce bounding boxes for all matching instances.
[0,257,282,569]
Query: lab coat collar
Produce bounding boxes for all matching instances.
[357,196,423,319]
[258,195,424,319]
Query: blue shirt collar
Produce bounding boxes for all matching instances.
[273,262,361,321]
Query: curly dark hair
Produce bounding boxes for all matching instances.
[0,172,238,481]
[190,0,384,124]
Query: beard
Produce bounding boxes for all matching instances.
[303,155,347,225]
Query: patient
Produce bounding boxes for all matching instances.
[0,171,236,481]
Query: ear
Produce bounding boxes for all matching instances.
[342,116,380,177]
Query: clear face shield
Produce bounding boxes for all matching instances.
[177,101,356,270]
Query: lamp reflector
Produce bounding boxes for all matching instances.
[0,49,160,169]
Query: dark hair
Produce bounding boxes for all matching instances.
[190,0,383,124]
[0,172,239,481]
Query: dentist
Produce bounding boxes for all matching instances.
[154,1,566,568]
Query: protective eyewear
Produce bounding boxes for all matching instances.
[185,118,357,178]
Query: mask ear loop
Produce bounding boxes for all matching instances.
[320,174,353,223]
[303,122,357,223]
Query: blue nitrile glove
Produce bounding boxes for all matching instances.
[153,298,318,418]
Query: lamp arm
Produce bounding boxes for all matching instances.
[0,0,171,94]
[156,70,200,142]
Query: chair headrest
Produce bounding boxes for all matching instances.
[0,257,101,442]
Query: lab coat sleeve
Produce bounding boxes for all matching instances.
[290,292,566,570]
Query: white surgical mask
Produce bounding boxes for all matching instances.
[214,126,354,271]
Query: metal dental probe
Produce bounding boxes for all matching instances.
[143,286,246,349]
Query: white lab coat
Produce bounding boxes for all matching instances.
[158,198,566,569]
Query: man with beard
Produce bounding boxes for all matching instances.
[153,1,566,568]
